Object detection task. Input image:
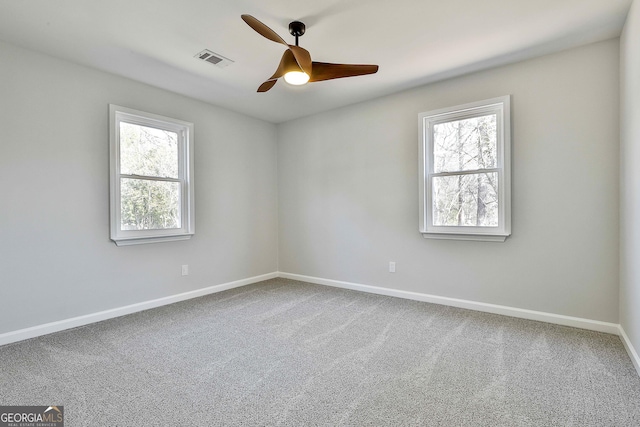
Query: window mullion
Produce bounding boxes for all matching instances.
[120,174,181,183]
[430,168,500,178]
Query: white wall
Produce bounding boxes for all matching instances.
[278,40,620,322]
[620,0,640,353]
[0,41,278,334]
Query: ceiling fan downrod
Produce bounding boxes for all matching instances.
[288,21,305,46]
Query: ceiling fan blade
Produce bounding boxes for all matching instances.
[269,50,296,80]
[256,50,295,92]
[309,62,379,82]
[258,80,277,92]
[288,45,313,76]
[241,15,288,46]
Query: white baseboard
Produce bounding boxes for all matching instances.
[0,272,279,347]
[278,272,620,335]
[619,326,640,377]
[3,270,633,376]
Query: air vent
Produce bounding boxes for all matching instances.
[195,49,234,68]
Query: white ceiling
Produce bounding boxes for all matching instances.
[0,0,632,123]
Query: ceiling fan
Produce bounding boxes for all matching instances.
[241,14,379,92]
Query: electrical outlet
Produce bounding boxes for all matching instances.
[389,262,396,273]
[181,265,189,276]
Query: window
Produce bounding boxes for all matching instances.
[109,105,195,246]
[419,96,511,242]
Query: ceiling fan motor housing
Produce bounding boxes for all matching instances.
[288,21,306,37]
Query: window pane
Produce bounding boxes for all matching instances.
[120,178,181,230]
[120,122,178,178]
[433,114,497,173]
[432,173,498,227]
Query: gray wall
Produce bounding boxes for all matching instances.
[621,0,640,353]
[0,41,279,334]
[0,33,625,336]
[278,40,620,322]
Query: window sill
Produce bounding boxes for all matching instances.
[112,234,193,246]
[421,232,508,242]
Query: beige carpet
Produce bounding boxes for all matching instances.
[0,278,639,426]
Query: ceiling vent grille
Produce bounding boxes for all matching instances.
[195,49,233,68]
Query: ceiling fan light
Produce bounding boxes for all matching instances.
[284,71,310,86]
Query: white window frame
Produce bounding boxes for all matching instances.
[418,96,511,242]
[109,105,195,246]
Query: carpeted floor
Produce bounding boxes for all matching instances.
[0,278,639,426]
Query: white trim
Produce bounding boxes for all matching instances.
[619,325,640,377]
[109,104,195,246]
[422,233,507,242]
[4,270,636,378]
[113,234,194,246]
[0,272,278,347]
[278,272,619,335]
[418,95,511,242]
